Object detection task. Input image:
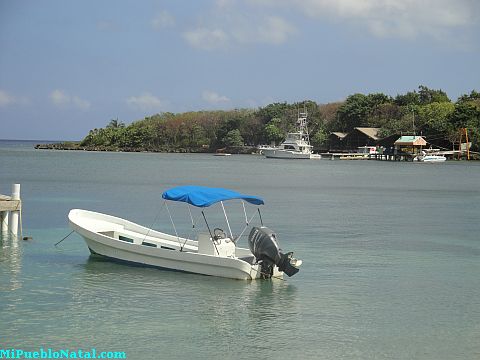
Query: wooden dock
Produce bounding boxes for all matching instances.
[320,152,370,160]
[320,152,425,161]
[0,194,21,212]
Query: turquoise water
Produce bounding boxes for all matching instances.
[1,141,480,359]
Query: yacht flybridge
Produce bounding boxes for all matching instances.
[68,186,302,280]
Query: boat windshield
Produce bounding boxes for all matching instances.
[162,186,264,208]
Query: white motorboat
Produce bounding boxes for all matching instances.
[262,111,321,159]
[420,154,447,162]
[414,150,447,162]
[68,186,302,280]
[214,149,232,156]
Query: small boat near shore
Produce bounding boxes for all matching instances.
[414,150,447,162]
[214,148,232,156]
[68,186,302,280]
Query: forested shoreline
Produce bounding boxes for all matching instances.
[39,86,480,153]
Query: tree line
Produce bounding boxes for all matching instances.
[79,86,480,152]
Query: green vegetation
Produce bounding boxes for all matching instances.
[78,86,480,152]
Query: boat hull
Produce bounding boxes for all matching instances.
[263,149,312,159]
[416,155,447,162]
[422,156,446,162]
[68,209,276,280]
[82,236,256,279]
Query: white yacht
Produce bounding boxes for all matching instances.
[262,111,321,159]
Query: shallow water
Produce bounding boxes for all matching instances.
[1,141,479,359]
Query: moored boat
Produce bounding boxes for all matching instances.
[414,150,447,162]
[262,110,321,160]
[68,186,302,280]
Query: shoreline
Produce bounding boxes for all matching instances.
[33,143,479,160]
[34,142,259,155]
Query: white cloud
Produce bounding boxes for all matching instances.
[0,90,28,107]
[262,16,296,44]
[50,89,69,106]
[182,0,298,50]
[151,11,175,30]
[49,89,90,110]
[255,0,478,40]
[126,92,167,112]
[244,16,296,44]
[0,90,16,107]
[215,0,236,9]
[202,90,230,104]
[184,14,296,50]
[72,96,91,111]
[183,28,229,50]
[179,0,477,50]
[245,96,276,108]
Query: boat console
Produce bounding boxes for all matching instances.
[197,232,235,257]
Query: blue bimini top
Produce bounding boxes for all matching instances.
[162,185,264,208]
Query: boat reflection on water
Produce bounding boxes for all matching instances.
[0,233,23,293]
[76,255,300,340]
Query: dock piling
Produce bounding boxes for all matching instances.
[10,184,21,237]
[1,210,8,233]
[0,184,22,238]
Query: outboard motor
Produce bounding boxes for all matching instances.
[248,226,302,278]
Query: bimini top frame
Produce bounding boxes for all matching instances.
[161,186,264,250]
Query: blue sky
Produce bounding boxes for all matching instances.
[1,0,479,140]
